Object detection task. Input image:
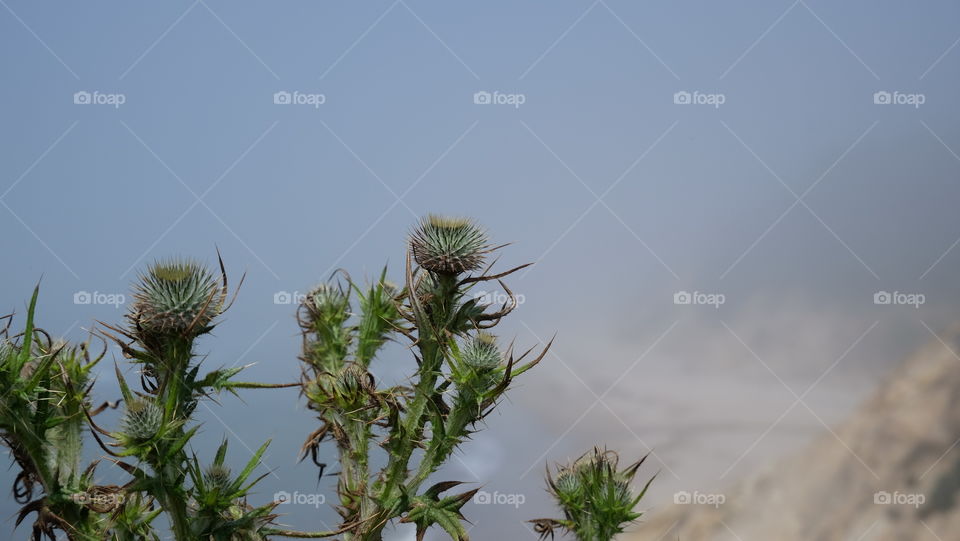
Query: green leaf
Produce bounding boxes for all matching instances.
[18,283,40,366]
[167,425,200,458]
[233,439,270,491]
[114,363,135,404]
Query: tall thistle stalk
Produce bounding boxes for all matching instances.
[297,215,551,540]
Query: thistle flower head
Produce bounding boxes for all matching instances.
[130,258,224,338]
[334,364,372,404]
[410,215,489,275]
[544,447,649,538]
[572,448,618,474]
[304,283,350,319]
[205,464,232,493]
[304,283,350,311]
[122,400,163,441]
[553,470,582,499]
[461,333,502,372]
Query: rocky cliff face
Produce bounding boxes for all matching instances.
[629,325,960,541]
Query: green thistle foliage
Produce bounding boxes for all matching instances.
[122,400,163,442]
[410,215,490,275]
[533,448,656,541]
[130,258,225,339]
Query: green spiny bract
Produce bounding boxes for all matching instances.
[303,282,351,328]
[204,464,232,493]
[450,333,505,416]
[531,448,656,541]
[129,258,225,341]
[410,215,490,275]
[461,332,502,372]
[121,400,163,442]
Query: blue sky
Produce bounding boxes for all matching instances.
[2,1,960,538]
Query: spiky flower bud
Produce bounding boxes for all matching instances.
[541,447,651,540]
[461,333,501,373]
[205,464,232,493]
[334,364,372,402]
[130,259,224,339]
[122,400,163,441]
[303,283,350,322]
[553,470,582,499]
[410,215,489,275]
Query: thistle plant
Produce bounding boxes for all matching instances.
[1,215,654,541]
[0,287,124,540]
[530,448,656,541]
[296,214,550,539]
[95,257,293,541]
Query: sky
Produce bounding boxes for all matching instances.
[2,1,960,539]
